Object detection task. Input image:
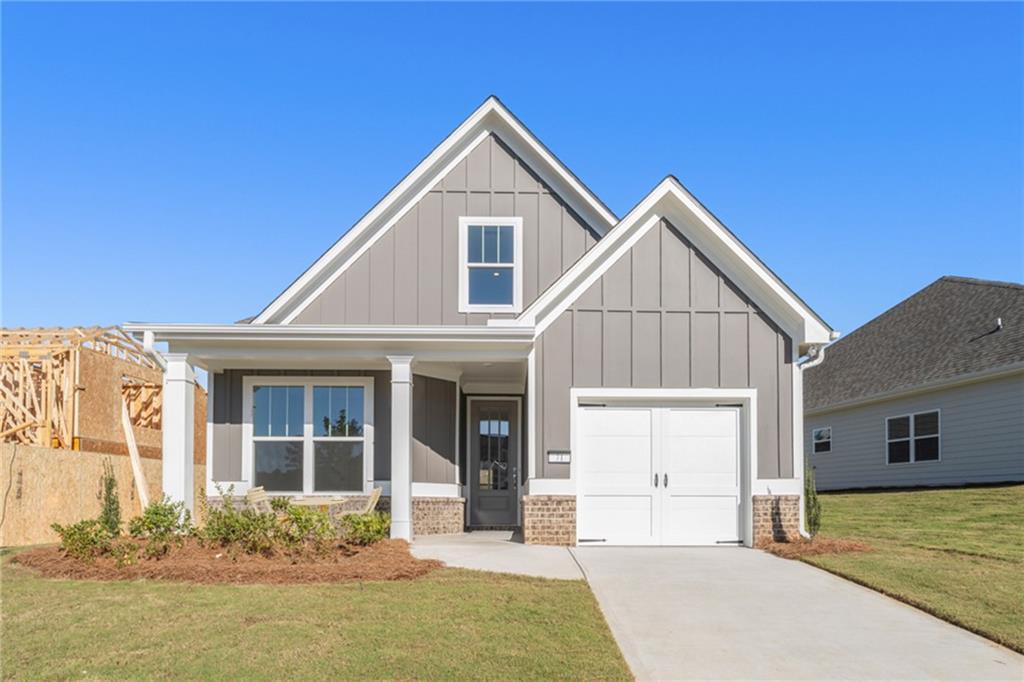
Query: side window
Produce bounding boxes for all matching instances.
[887,411,940,464]
[811,426,832,454]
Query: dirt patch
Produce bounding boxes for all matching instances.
[759,537,872,559]
[11,539,442,585]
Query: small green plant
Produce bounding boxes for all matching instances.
[98,458,121,536]
[805,462,822,537]
[51,519,113,560]
[201,490,279,555]
[128,497,193,539]
[112,541,140,568]
[341,511,390,546]
[270,496,292,513]
[279,506,336,554]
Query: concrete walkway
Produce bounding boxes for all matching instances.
[573,547,1024,681]
[411,531,583,580]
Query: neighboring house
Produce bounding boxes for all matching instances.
[127,97,834,546]
[805,276,1024,491]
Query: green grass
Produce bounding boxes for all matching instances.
[807,484,1024,652]
[0,561,631,680]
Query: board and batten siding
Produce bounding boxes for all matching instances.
[211,370,456,485]
[292,134,601,325]
[806,372,1024,490]
[535,218,795,480]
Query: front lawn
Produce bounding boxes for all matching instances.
[1,559,630,680]
[807,484,1024,653]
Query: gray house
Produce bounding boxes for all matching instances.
[128,97,834,546]
[805,276,1024,491]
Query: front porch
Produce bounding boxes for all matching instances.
[127,323,536,540]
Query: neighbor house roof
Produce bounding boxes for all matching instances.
[805,276,1024,412]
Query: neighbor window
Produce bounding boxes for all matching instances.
[459,217,523,312]
[886,411,939,464]
[812,426,832,454]
[246,378,372,494]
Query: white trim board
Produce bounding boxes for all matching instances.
[512,177,833,349]
[253,96,617,324]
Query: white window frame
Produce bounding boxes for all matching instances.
[242,376,374,495]
[811,426,832,455]
[885,409,940,465]
[458,216,524,313]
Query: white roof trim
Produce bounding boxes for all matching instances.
[253,96,617,324]
[123,323,535,344]
[515,177,833,345]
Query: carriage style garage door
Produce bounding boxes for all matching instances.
[577,406,742,546]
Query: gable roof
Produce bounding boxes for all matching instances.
[513,176,834,348]
[252,96,618,324]
[805,276,1024,412]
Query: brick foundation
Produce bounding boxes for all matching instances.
[752,494,801,545]
[521,495,576,545]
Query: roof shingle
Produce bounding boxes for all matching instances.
[804,276,1024,411]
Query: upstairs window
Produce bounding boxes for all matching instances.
[886,411,940,464]
[811,426,832,454]
[459,217,523,313]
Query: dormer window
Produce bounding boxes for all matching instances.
[459,217,523,313]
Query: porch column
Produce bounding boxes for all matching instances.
[387,355,414,540]
[162,353,196,514]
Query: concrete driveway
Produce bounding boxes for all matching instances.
[572,547,1023,681]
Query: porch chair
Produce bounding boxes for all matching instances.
[245,486,274,514]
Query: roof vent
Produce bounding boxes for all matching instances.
[997,317,1004,331]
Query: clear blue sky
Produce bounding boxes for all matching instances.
[3,2,1022,336]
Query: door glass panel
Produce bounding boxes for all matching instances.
[477,409,510,490]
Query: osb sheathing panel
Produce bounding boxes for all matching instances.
[78,349,163,452]
[0,443,206,547]
[75,349,207,464]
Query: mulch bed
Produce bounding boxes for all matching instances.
[759,537,872,559]
[11,539,443,585]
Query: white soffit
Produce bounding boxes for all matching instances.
[254,97,617,324]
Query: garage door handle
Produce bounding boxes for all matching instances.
[654,473,659,488]
[663,473,668,487]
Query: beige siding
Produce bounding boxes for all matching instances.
[292,134,601,325]
[806,373,1024,490]
[535,218,795,479]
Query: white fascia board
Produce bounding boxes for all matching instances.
[517,178,833,345]
[255,97,616,324]
[123,323,535,343]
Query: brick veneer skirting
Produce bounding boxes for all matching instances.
[522,495,576,546]
[752,494,801,545]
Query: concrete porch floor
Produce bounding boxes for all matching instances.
[410,531,583,580]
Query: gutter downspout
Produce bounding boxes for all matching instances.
[796,331,839,538]
[142,330,168,371]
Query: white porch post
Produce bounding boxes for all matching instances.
[162,353,196,514]
[387,355,414,540]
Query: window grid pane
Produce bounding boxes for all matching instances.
[914,411,939,437]
[253,385,304,437]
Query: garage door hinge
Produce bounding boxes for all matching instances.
[578,538,607,543]
[716,540,743,545]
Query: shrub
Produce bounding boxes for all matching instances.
[805,462,822,537]
[128,497,194,558]
[98,458,121,536]
[51,519,113,560]
[341,511,390,546]
[201,493,278,556]
[112,541,140,568]
[279,506,335,554]
[270,496,292,513]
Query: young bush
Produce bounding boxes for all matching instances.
[279,506,336,554]
[805,462,822,537]
[51,519,113,560]
[269,496,292,513]
[128,497,194,558]
[98,458,121,536]
[201,492,278,556]
[341,511,390,546]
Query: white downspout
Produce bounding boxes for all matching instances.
[142,330,168,371]
[796,332,839,538]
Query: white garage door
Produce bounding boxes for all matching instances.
[578,406,741,546]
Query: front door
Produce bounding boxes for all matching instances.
[469,400,519,526]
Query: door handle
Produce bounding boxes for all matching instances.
[663,473,668,487]
[654,473,659,488]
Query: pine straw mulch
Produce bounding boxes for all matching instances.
[758,536,872,559]
[11,539,443,585]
